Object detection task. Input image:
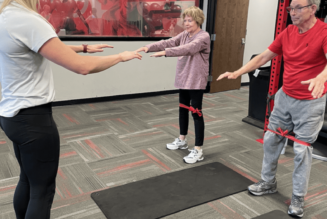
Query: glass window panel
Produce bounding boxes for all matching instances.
[38,0,200,38]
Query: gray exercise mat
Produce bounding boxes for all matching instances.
[91,162,253,219]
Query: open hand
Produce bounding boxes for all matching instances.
[150,51,166,57]
[301,77,326,99]
[87,44,114,53]
[136,47,149,53]
[119,51,142,62]
[216,72,238,81]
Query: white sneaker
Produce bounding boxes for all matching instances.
[183,148,204,164]
[166,138,188,150]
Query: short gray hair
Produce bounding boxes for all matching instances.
[307,0,321,11]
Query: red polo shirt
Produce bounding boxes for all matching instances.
[268,19,327,100]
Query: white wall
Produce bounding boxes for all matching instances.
[51,41,178,101]
[241,0,279,83]
[202,0,208,31]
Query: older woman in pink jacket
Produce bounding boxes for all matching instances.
[137,6,210,164]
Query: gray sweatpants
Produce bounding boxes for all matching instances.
[261,88,326,196]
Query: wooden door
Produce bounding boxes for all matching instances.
[210,0,250,93]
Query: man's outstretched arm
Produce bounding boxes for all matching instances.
[217,49,278,81]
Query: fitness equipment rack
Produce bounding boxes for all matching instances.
[256,0,290,144]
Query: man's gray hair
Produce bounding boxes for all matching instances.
[307,0,321,11]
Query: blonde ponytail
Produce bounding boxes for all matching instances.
[0,0,55,31]
[0,0,39,13]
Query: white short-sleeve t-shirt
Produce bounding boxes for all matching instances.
[0,1,58,117]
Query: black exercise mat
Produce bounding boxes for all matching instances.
[91,162,253,219]
[253,210,292,219]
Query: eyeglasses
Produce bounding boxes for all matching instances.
[286,4,312,13]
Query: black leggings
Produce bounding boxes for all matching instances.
[179,89,205,146]
[0,103,60,219]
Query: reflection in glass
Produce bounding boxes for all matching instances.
[38,0,199,37]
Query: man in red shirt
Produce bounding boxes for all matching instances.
[217,0,327,217]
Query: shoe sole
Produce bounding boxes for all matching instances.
[288,210,303,218]
[166,145,188,150]
[248,188,277,196]
[183,157,204,164]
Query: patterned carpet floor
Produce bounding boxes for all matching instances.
[1,86,327,219]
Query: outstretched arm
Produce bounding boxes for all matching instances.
[301,54,327,99]
[163,36,209,57]
[149,34,210,57]
[217,49,278,81]
[67,44,114,53]
[136,32,184,53]
[39,38,142,75]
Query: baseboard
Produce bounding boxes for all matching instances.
[52,90,179,107]
[53,83,249,107]
[241,82,249,86]
[242,116,264,129]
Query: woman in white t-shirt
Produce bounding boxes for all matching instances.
[0,0,141,218]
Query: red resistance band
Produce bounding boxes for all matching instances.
[179,103,202,117]
[267,127,311,146]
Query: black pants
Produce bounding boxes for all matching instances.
[0,103,60,219]
[179,89,205,146]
